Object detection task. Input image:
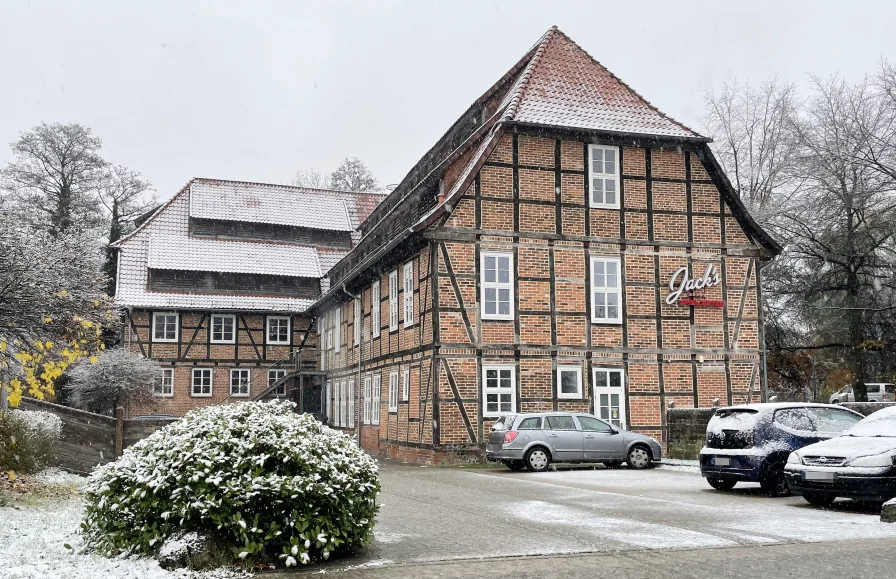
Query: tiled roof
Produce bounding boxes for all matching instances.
[189,179,353,231]
[511,29,702,139]
[148,236,321,278]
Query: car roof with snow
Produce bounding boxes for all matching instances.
[714,402,858,413]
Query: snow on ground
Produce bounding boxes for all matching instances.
[0,470,248,579]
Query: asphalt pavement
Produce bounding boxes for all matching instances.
[287,460,896,576]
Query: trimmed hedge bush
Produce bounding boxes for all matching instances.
[0,409,62,473]
[82,401,379,568]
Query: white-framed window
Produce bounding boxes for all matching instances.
[371,281,381,338]
[593,367,626,428]
[268,368,287,396]
[483,365,515,417]
[354,298,362,345]
[363,375,372,425]
[191,368,213,397]
[402,367,410,402]
[347,380,355,428]
[403,262,414,328]
[557,365,582,399]
[210,314,236,344]
[588,144,619,208]
[230,368,250,397]
[334,306,341,353]
[591,257,622,324]
[389,271,399,332]
[372,374,381,425]
[388,371,399,412]
[153,368,174,397]
[334,382,342,427]
[480,252,513,320]
[325,381,333,424]
[267,316,290,345]
[152,312,178,342]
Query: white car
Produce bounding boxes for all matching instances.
[785,406,896,506]
[829,383,895,403]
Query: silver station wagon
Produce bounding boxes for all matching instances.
[486,412,663,472]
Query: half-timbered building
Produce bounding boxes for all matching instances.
[313,27,780,463]
[112,178,383,417]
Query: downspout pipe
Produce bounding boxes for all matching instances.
[342,284,363,448]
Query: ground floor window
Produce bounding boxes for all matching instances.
[326,381,332,424]
[363,376,372,424]
[593,367,625,428]
[388,371,399,412]
[268,368,286,395]
[557,365,582,399]
[192,368,212,397]
[347,380,355,428]
[372,374,381,425]
[230,369,250,397]
[483,364,515,417]
[154,368,174,397]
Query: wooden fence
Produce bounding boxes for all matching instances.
[17,398,177,474]
[665,402,896,460]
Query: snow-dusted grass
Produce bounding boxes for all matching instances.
[0,470,247,579]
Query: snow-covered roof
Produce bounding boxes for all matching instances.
[148,236,321,278]
[188,180,354,232]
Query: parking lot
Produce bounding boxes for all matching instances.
[323,460,896,571]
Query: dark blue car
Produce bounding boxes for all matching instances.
[699,403,863,495]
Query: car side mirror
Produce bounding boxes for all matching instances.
[609,428,619,435]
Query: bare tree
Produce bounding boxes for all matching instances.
[0,123,108,235]
[770,74,896,401]
[329,157,378,192]
[291,168,328,189]
[703,80,802,222]
[99,165,156,295]
[66,348,159,416]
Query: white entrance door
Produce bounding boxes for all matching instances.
[593,368,626,429]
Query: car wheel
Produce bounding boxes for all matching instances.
[525,447,551,472]
[503,460,525,472]
[706,478,737,491]
[759,461,790,496]
[830,398,840,404]
[626,445,652,469]
[803,494,835,506]
[603,460,623,468]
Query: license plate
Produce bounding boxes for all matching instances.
[805,471,836,481]
[713,457,731,466]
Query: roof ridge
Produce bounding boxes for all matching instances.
[549,28,703,138]
[502,27,559,122]
[192,177,386,196]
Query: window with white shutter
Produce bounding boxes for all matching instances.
[363,376,372,424]
[389,271,399,331]
[403,262,414,328]
[371,281,381,338]
[402,367,410,401]
[372,374,381,425]
[388,371,399,412]
[354,298,362,345]
[347,380,355,428]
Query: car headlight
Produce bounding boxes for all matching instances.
[787,453,802,465]
[848,453,896,467]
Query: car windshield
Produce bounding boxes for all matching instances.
[842,407,896,437]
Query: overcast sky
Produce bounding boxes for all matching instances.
[2,1,895,199]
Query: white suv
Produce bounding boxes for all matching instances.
[829,383,895,403]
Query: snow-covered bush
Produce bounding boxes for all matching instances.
[0,409,62,473]
[81,400,380,568]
